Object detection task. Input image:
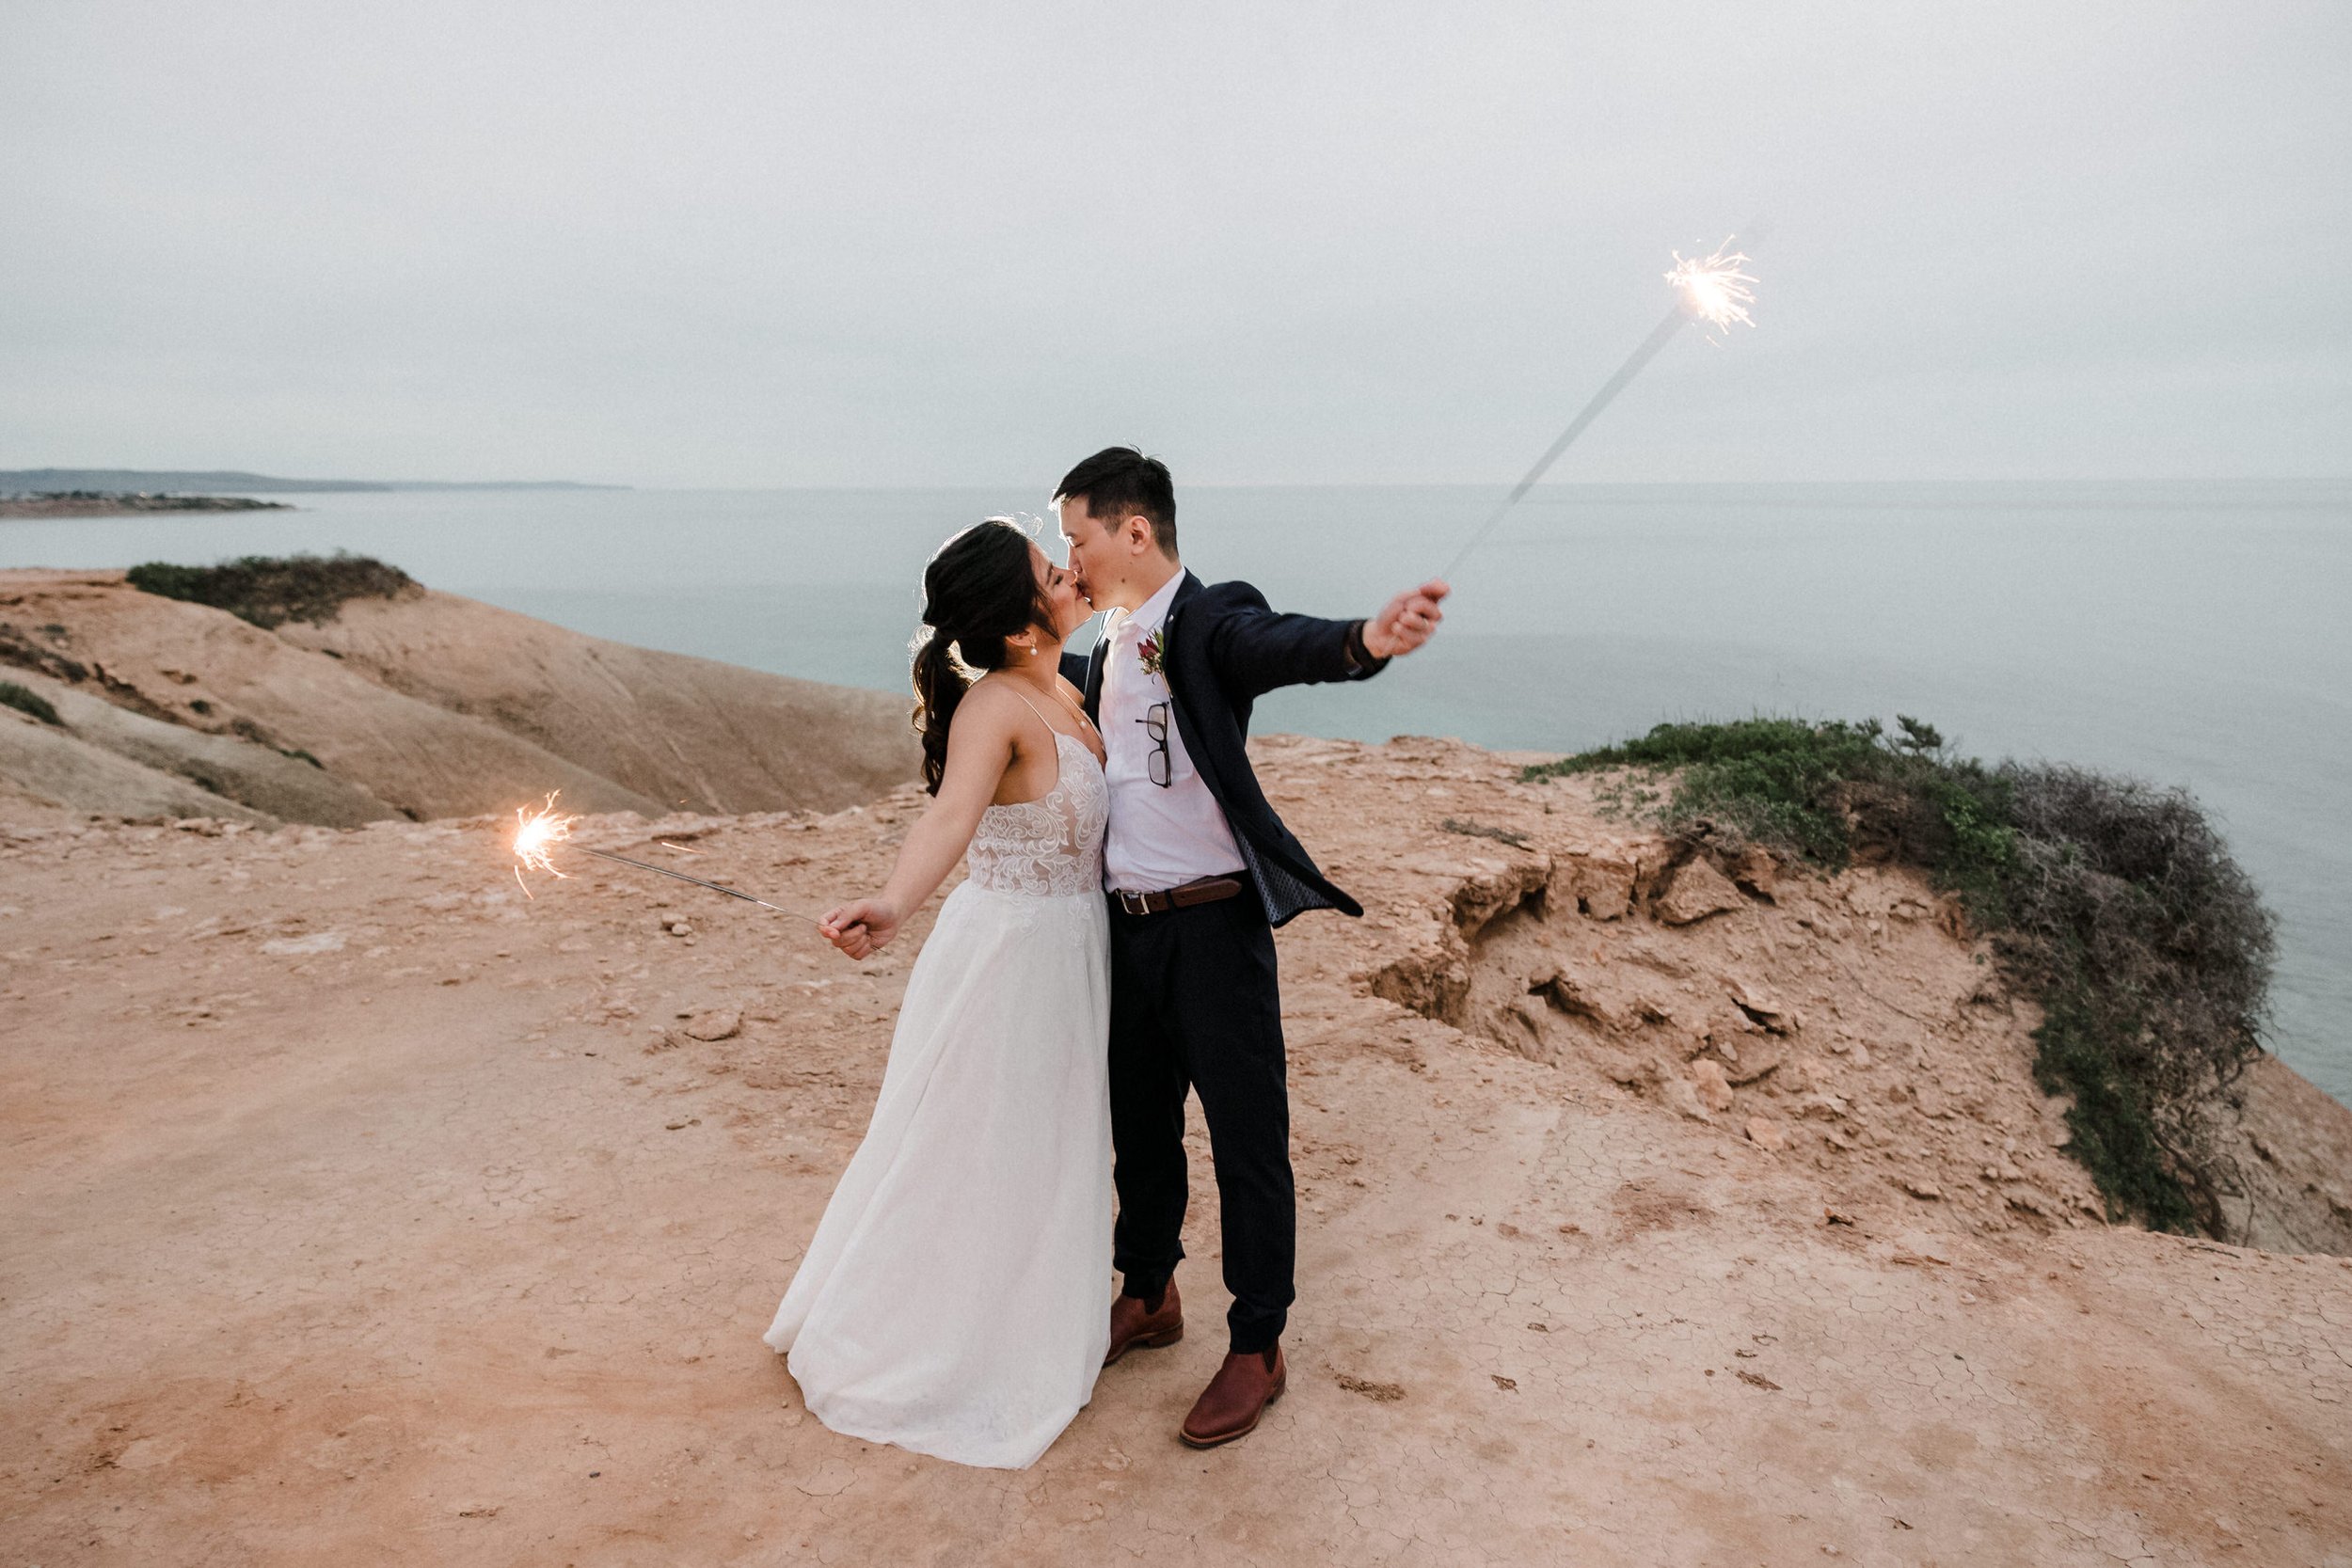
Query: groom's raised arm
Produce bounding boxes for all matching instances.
[1203,579,1447,701]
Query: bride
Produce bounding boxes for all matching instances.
[763,516,1112,1470]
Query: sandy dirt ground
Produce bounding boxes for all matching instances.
[4,736,2347,1566]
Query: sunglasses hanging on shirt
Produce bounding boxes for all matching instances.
[1138,701,1172,787]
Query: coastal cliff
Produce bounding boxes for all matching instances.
[0,566,919,826]
[3,711,2346,1560]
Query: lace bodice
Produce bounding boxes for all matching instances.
[966,731,1106,898]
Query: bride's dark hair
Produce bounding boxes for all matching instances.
[911,518,1056,795]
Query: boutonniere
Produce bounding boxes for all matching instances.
[1137,628,1166,678]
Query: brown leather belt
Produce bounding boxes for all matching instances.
[1112,874,1247,916]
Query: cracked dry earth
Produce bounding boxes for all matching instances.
[4,735,2347,1567]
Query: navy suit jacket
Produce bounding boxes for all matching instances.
[1062,571,1385,927]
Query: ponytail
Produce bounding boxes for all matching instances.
[908,518,1056,796]
[910,629,971,795]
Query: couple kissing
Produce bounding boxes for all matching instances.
[764,446,1447,1468]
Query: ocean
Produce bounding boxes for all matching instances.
[6,481,2346,1102]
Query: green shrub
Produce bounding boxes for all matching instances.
[1525,717,2274,1234]
[126,552,417,629]
[0,679,62,725]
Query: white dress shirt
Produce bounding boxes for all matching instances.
[1100,571,1247,895]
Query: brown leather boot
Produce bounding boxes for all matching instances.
[1104,1278,1184,1367]
[1179,1343,1286,1449]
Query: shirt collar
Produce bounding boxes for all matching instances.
[1116,569,1188,641]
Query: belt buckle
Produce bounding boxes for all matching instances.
[1118,889,1152,916]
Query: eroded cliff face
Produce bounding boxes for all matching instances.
[1263,733,2352,1258]
[0,568,920,828]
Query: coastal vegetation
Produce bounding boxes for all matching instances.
[127,551,418,629]
[1524,717,2277,1235]
[0,679,62,726]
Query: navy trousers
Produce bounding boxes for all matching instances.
[1106,886,1295,1354]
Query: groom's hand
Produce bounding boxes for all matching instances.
[1361,578,1449,659]
[820,898,900,959]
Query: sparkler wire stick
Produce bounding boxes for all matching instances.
[1436,233,1761,583]
[1436,305,1689,583]
[564,844,824,925]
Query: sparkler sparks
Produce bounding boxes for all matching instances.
[513,794,580,890]
[509,790,823,924]
[1667,240,1758,336]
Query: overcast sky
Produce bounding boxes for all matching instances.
[4,2,2345,487]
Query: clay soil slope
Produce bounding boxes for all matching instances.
[0,569,917,826]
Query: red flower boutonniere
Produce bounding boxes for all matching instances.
[1138,628,1166,679]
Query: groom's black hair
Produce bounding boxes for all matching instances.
[1056,447,1176,560]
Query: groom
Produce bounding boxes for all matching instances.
[1056,447,1446,1449]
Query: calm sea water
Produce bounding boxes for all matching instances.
[6,482,2346,1102]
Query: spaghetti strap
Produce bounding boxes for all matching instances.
[982,678,1069,806]
[1002,685,1061,737]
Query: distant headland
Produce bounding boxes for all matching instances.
[0,468,625,496]
[0,491,294,518]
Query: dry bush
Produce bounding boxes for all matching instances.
[1,679,62,725]
[126,552,418,629]
[1527,719,2277,1233]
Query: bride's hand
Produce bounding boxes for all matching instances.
[820,898,901,959]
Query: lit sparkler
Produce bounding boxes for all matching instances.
[1436,230,1764,581]
[1667,239,1758,337]
[513,794,580,888]
[510,791,822,924]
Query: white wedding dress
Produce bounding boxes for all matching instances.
[764,727,1113,1469]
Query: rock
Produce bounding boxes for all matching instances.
[1529,966,1632,1033]
[1731,844,1778,898]
[261,930,345,956]
[1744,1116,1788,1152]
[1550,849,1637,921]
[682,1008,740,1041]
[1366,924,1472,1024]
[1912,1083,1950,1119]
[1726,976,1800,1035]
[1725,1042,1785,1086]
[1500,998,1556,1063]
[1654,857,1745,926]
[1900,1178,1944,1200]
[1689,1058,1735,1113]
[1890,1231,1952,1263]
[1660,1073,1711,1123]
[1439,856,1551,940]
[112,1437,186,1471]
[1591,1048,1653,1088]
